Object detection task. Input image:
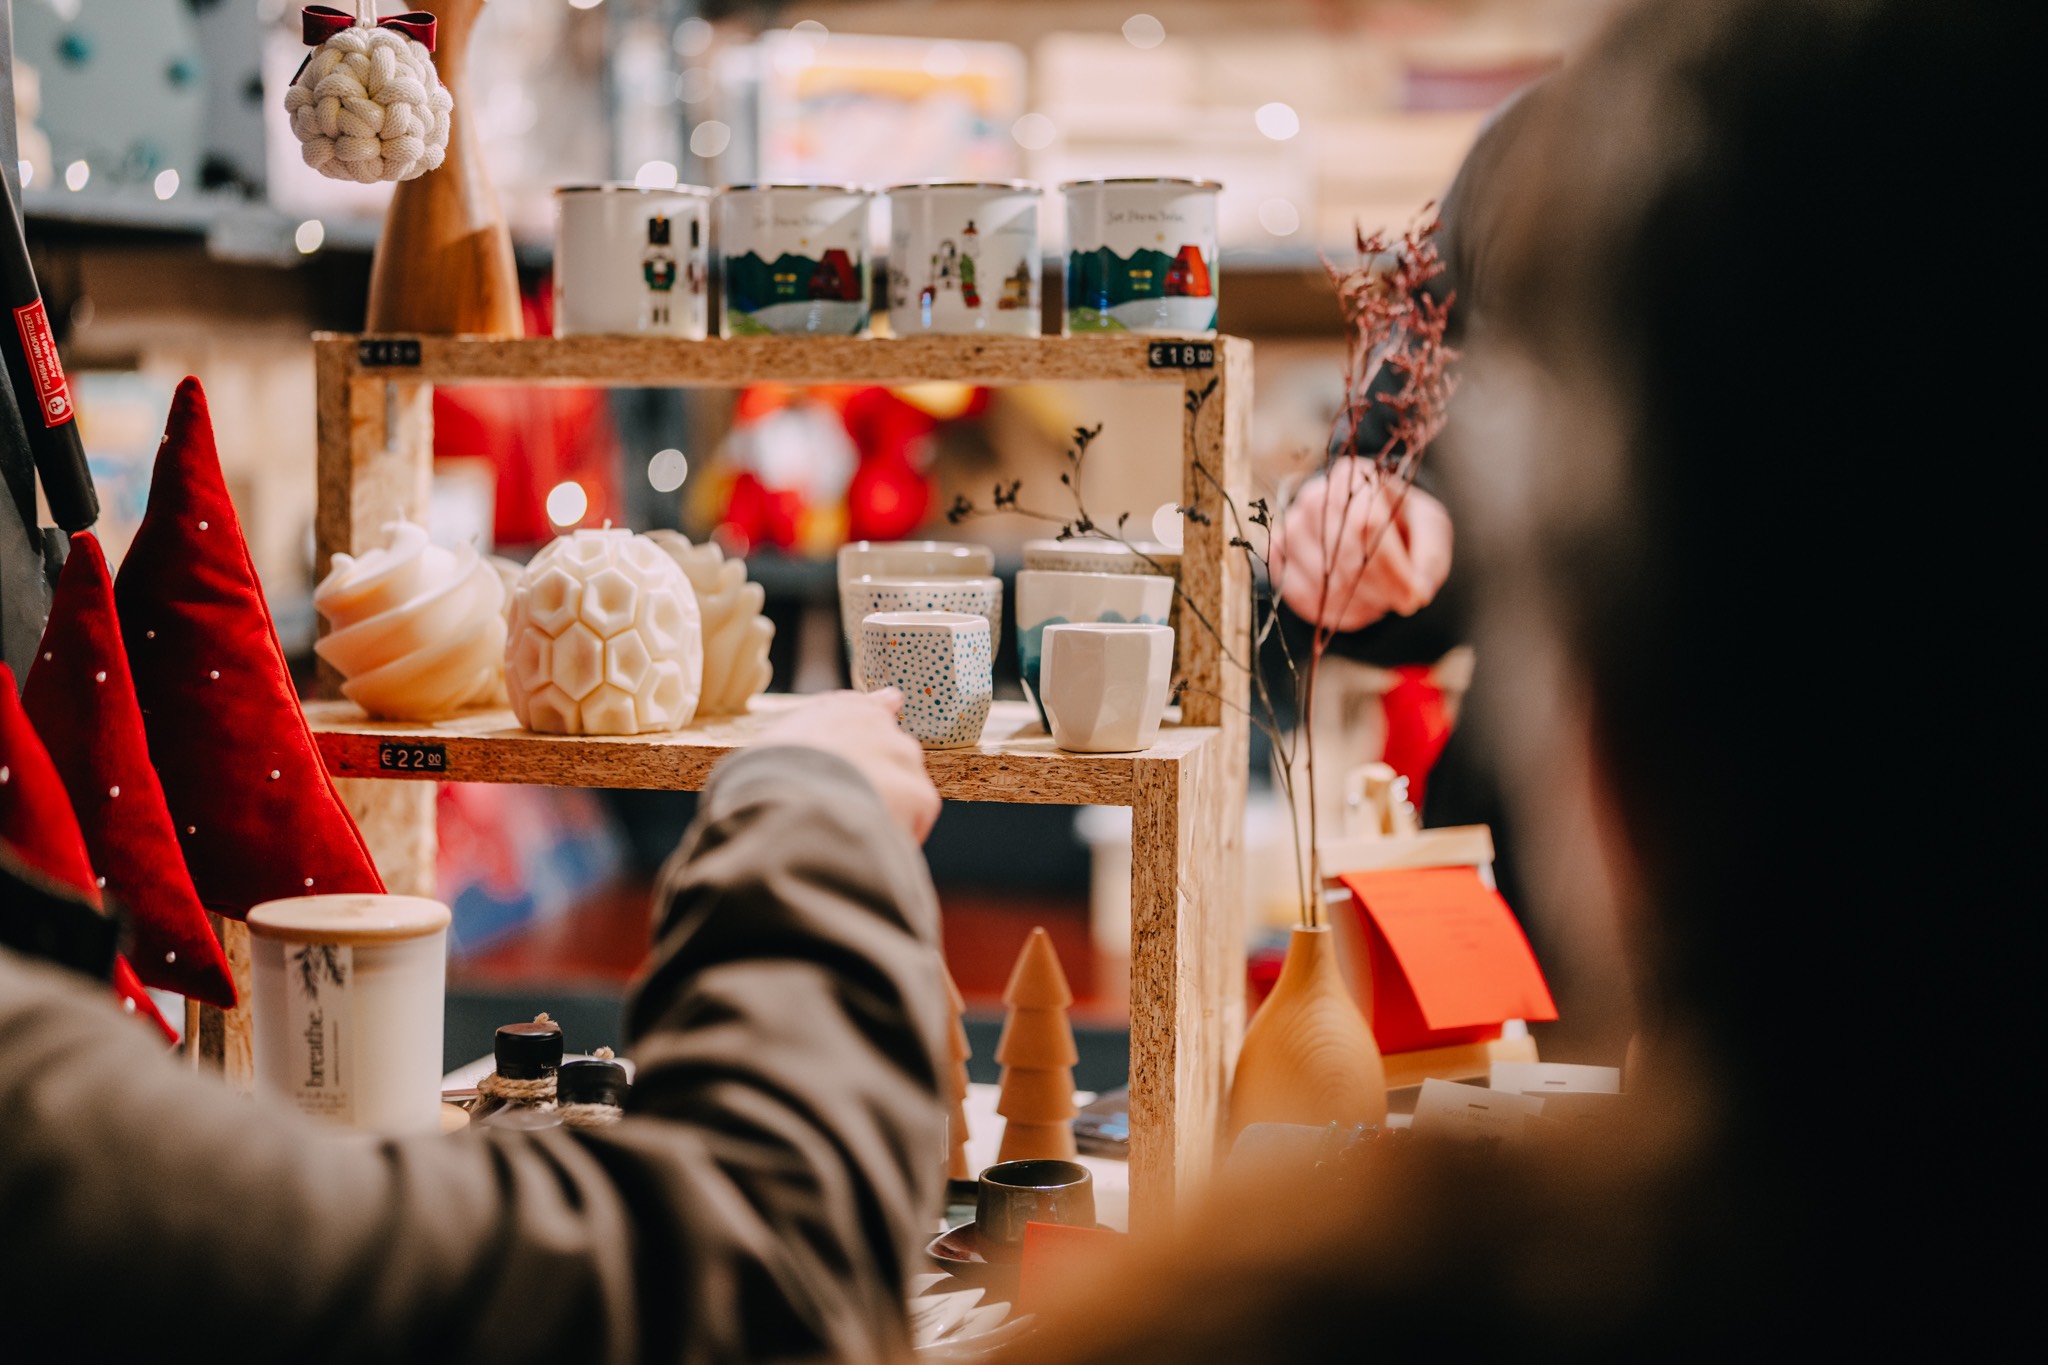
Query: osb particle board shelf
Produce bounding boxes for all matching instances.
[288,330,1252,1233]
[306,697,1218,806]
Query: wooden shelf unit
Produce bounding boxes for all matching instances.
[293,331,1252,1230]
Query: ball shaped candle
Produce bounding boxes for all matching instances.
[314,521,506,720]
[506,528,704,735]
[645,531,774,717]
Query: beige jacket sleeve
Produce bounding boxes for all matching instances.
[0,745,948,1364]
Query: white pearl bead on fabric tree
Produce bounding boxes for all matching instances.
[283,8,453,184]
[507,529,705,736]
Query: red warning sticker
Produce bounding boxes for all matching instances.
[12,298,74,427]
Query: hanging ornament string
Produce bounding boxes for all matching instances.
[283,4,451,185]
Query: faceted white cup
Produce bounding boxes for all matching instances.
[859,610,994,749]
[1039,622,1175,753]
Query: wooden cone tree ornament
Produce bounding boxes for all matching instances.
[22,533,236,1006]
[0,667,174,1040]
[943,961,973,1182]
[995,927,1080,1162]
[1229,925,1386,1136]
[364,0,521,336]
[113,379,386,918]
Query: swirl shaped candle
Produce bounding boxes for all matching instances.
[314,521,507,720]
[507,528,704,735]
[645,531,773,717]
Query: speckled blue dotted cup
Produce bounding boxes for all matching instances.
[859,611,994,749]
[841,576,1002,690]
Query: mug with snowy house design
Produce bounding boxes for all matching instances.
[1062,178,1222,336]
[717,185,873,336]
[885,183,1042,337]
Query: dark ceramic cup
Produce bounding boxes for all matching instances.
[975,1159,1096,1251]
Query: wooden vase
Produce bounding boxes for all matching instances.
[365,0,522,336]
[1229,925,1387,1136]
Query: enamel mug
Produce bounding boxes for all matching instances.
[553,184,712,338]
[717,184,873,336]
[886,182,1041,336]
[1063,178,1222,336]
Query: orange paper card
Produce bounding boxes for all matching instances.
[1339,866,1558,1056]
[1018,1221,1126,1314]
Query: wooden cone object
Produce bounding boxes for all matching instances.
[943,961,974,1182]
[365,0,522,336]
[995,927,1079,1162]
[1229,925,1387,1136]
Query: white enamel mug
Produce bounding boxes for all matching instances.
[886,182,1041,336]
[553,184,712,338]
[717,184,873,336]
[1040,622,1175,753]
[1062,177,1222,336]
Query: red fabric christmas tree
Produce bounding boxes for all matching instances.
[1,665,175,1040]
[112,377,384,916]
[23,533,236,1006]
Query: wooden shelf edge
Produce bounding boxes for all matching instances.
[305,696,1217,806]
[310,332,1252,388]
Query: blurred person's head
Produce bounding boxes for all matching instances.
[1008,2,2024,1357]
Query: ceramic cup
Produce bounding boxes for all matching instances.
[837,541,996,681]
[1014,569,1175,726]
[886,182,1041,336]
[1062,177,1222,335]
[1022,537,1181,581]
[553,184,712,338]
[1040,622,1175,753]
[248,894,451,1136]
[975,1159,1097,1251]
[860,611,993,749]
[717,184,872,336]
[841,576,1002,689]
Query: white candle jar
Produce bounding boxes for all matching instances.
[717,185,872,336]
[248,894,450,1136]
[1062,178,1222,336]
[553,185,713,338]
[886,182,1041,336]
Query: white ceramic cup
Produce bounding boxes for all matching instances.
[248,894,451,1136]
[836,541,997,682]
[886,182,1041,336]
[859,610,994,749]
[841,575,1002,688]
[717,184,872,336]
[1014,569,1175,723]
[553,185,712,338]
[1022,537,1181,581]
[1062,178,1222,336]
[1040,622,1175,753]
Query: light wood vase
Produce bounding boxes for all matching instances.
[1229,925,1387,1136]
[365,0,522,336]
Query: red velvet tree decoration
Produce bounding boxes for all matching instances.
[1,666,174,1040]
[23,533,236,1006]
[113,378,384,917]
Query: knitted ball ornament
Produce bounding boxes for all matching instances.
[284,9,451,185]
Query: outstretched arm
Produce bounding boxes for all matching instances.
[0,701,946,1364]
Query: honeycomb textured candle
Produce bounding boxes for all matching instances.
[646,531,773,716]
[314,522,506,721]
[507,529,704,734]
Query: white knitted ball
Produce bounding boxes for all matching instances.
[283,25,452,185]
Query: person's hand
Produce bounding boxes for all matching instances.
[754,689,941,843]
[1268,459,1453,633]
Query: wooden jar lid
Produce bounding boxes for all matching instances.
[247,893,450,945]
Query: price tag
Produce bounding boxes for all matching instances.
[1411,1077,1545,1142]
[377,740,447,774]
[1147,340,1216,369]
[357,337,422,368]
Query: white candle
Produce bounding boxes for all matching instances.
[314,521,507,720]
[248,894,450,1136]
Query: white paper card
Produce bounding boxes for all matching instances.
[1490,1061,1622,1095]
[908,1288,986,1348]
[1411,1077,1544,1141]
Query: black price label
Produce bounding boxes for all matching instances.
[358,337,422,368]
[1147,341,1216,370]
[377,741,447,774]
